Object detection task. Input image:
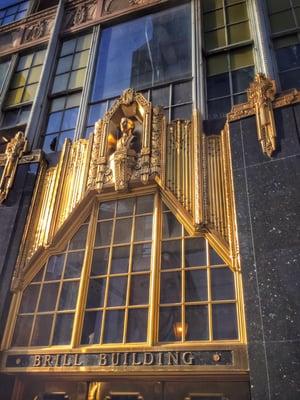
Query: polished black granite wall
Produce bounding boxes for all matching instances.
[229,104,300,400]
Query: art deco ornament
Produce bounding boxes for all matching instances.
[247,73,277,157]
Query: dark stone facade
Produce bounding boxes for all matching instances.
[229,105,300,400]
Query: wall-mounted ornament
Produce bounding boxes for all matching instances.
[104,0,152,14]
[63,0,97,29]
[0,132,27,204]
[247,73,277,157]
[23,19,47,42]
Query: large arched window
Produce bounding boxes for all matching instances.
[10,192,240,349]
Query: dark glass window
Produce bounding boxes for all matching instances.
[0,1,29,26]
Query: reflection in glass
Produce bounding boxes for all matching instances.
[31,314,53,346]
[81,310,102,344]
[111,246,129,274]
[127,309,148,342]
[136,195,154,214]
[69,224,88,250]
[45,254,65,280]
[161,240,181,270]
[160,272,181,304]
[185,238,206,267]
[38,283,59,312]
[103,310,124,343]
[130,274,149,305]
[99,201,115,219]
[134,215,152,241]
[114,219,132,244]
[211,268,235,300]
[185,306,208,340]
[212,304,238,340]
[107,277,127,306]
[19,285,39,313]
[12,315,33,347]
[185,270,207,302]
[95,220,113,246]
[159,306,181,342]
[90,248,109,276]
[52,313,74,345]
[132,243,151,271]
[64,251,84,278]
[59,281,79,310]
[116,198,134,217]
[162,212,182,238]
[86,278,106,308]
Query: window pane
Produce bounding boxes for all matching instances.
[159,306,181,342]
[86,278,106,308]
[99,201,115,219]
[207,73,230,99]
[160,272,181,303]
[61,39,76,56]
[173,81,193,104]
[232,66,254,93]
[31,314,53,346]
[95,220,113,246]
[59,281,80,310]
[107,276,127,306]
[91,4,191,101]
[212,304,238,339]
[116,198,135,217]
[11,70,28,88]
[12,315,33,346]
[161,240,181,269]
[228,22,250,44]
[127,309,148,342]
[136,195,154,214]
[205,28,226,50]
[61,107,79,130]
[204,9,225,30]
[46,112,63,134]
[17,54,33,71]
[172,104,192,119]
[151,86,169,107]
[27,65,42,84]
[185,270,207,302]
[269,10,295,33]
[103,309,124,343]
[111,246,130,274]
[162,212,182,238]
[185,238,206,267]
[38,282,59,311]
[134,215,152,241]
[226,3,248,24]
[130,274,149,305]
[56,55,73,74]
[90,248,109,276]
[185,306,208,340]
[76,34,92,51]
[5,88,23,105]
[68,69,85,89]
[19,285,39,313]
[52,313,74,345]
[64,251,85,278]
[81,310,102,344]
[45,254,65,280]
[114,218,132,244]
[22,83,37,102]
[211,268,235,300]
[132,243,151,271]
[73,50,89,69]
[52,74,68,94]
[33,50,46,66]
[69,224,88,250]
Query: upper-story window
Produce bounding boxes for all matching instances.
[1,49,45,130]
[266,0,300,90]
[42,33,92,154]
[85,3,192,137]
[0,0,29,26]
[202,0,254,120]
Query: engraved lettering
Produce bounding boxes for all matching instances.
[33,355,41,367]
[123,352,129,366]
[55,354,61,367]
[74,354,83,366]
[112,352,120,366]
[44,354,52,367]
[157,352,163,366]
[99,353,108,366]
[167,352,179,365]
[62,354,72,366]
[182,352,195,365]
[143,352,154,365]
[132,352,142,365]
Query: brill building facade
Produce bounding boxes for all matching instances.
[0,0,299,399]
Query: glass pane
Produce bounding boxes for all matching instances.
[103,309,124,343]
[50,97,66,112]
[136,195,154,214]
[132,243,151,271]
[159,306,181,342]
[204,9,224,30]
[68,69,85,89]
[111,246,130,274]
[173,80,192,104]
[69,224,88,250]
[114,218,132,244]
[72,50,89,69]
[134,215,152,241]
[5,88,23,105]
[107,276,127,306]
[90,248,109,276]
[207,73,230,99]
[151,86,169,107]
[127,308,148,342]
[66,92,82,108]
[130,274,149,305]
[267,0,289,13]
[203,0,223,11]
[59,281,79,310]
[116,198,135,217]
[161,240,181,270]
[61,107,79,130]
[86,278,106,308]
[38,282,59,311]
[92,4,191,101]
[208,97,231,119]
[276,44,300,71]
[61,39,76,56]
[52,74,69,94]
[95,220,113,246]
[64,251,84,278]
[31,314,53,346]
[160,272,181,303]
[228,22,250,44]
[226,3,247,24]
[56,55,73,74]
[232,66,254,93]
[211,267,235,300]
[207,53,228,76]
[205,28,226,50]
[81,310,102,344]
[17,54,33,71]
[19,105,31,123]
[19,285,39,313]
[212,304,238,339]
[52,313,74,345]
[280,68,300,90]
[33,50,46,66]
[22,83,38,102]
[11,70,28,88]
[27,65,42,84]
[172,104,192,120]
[185,238,206,267]
[12,315,33,346]
[269,10,295,33]
[99,201,115,219]
[162,212,182,238]
[88,102,107,126]
[32,266,45,282]
[46,112,63,134]
[76,34,92,51]
[210,246,225,265]
[58,130,75,149]
[185,270,207,301]
[185,306,208,340]
[43,134,58,153]
[45,254,65,280]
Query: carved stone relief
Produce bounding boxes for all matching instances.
[104,0,151,14]
[64,0,97,29]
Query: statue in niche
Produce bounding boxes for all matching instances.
[108,117,137,191]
